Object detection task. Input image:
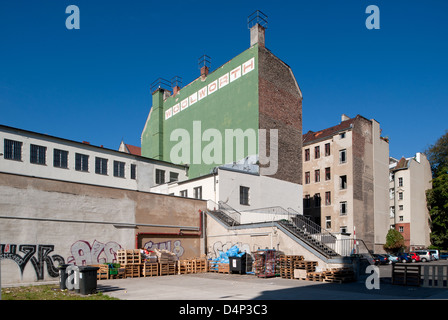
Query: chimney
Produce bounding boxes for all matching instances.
[248,10,268,47]
[171,76,182,96]
[341,114,351,122]
[198,55,211,80]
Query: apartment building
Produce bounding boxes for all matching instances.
[389,153,432,250]
[302,114,390,253]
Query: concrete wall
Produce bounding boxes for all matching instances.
[0,173,205,285]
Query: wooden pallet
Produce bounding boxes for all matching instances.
[194,258,208,273]
[141,262,159,277]
[117,249,142,265]
[307,271,325,282]
[90,264,109,280]
[125,264,141,278]
[159,262,176,276]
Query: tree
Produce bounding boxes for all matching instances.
[383,228,405,253]
[425,130,448,177]
[426,168,448,249]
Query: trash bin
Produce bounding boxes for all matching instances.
[58,264,72,290]
[229,253,246,274]
[78,266,99,295]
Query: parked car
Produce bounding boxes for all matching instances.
[414,250,434,262]
[409,252,421,263]
[373,254,389,265]
[396,252,412,263]
[384,254,399,264]
[429,249,440,260]
[440,252,448,260]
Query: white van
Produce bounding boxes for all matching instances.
[414,250,433,262]
[429,249,440,260]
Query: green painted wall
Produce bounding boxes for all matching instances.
[142,46,260,179]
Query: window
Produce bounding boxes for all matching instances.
[325,191,331,206]
[340,175,347,190]
[399,226,404,233]
[303,195,311,209]
[325,167,331,181]
[131,164,136,180]
[4,139,22,161]
[304,148,310,161]
[180,190,188,197]
[340,201,347,215]
[340,132,346,139]
[314,193,321,207]
[240,186,250,205]
[399,205,403,211]
[75,153,89,172]
[399,216,404,222]
[155,169,165,184]
[305,171,310,184]
[114,161,125,178]
[390,206,395,217]
[399,192,403,200]
[54,149,68,168]
[339,149,347,164]
[95,157,108,175]
[314,146,320,159]
[398,177,403,187]
[315,169,320,183]
[30,144,46,165]
[325,143,330,156]
[340,226,348,234]
[170,172,179,182]
[194,186,202,199]
[390,173,395,181]
[389,188,395,200]
[325,216,331,229]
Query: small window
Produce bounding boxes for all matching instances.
[399,226,404,233]
[340,132,346,139]
[340,201,347,215]
[399,205,403,211]
[325,143,330,156]
[314,193,321,207]
[304,148,310,161]
[54,149,68,168]
[194,186,202,199]
[340,226,348,234]
[305,171,310,184]
[389,188,395,200]
[240,186,250,205]
[340,175,347,190]
[95,157,108,175]
[325,191,331,206]
[4,139,22,161]
[325,216,332,229]
[315,169,320,183]
[114,161,125,178]
[325,167,331,181]
[131,164,136,180]
[30,144,46,165]
[75,153,89,172]
[155,169,165,184]
[180,190,188,197]
[399,192,403,200]
[398,177,403,187]
[170,172,179,182]
[314,146,320,159]
[339,149,347,164]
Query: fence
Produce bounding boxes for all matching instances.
[392,263,448,288]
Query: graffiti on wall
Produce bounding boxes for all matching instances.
[67,240,122,266]
[0,244,64,280]
[1,240,123,281]
[143,240,185,258]
[210,241,252,259]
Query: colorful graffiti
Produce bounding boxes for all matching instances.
[67,240,122,265]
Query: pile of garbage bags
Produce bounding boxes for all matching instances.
[211,245,245,265]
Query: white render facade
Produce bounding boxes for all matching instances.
[0,124,188,192]
[389,153,432,250]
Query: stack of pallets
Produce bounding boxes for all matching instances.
[117,249,142,278]
[141,262,159,277]
[322,267,355,283]
[178,258,208,274]
[154,249,177,276]
[279,255,304,279]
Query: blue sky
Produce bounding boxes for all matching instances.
[1,1,447,160]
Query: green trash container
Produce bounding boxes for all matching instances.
[78,266,99,295]
[58,264,72,290]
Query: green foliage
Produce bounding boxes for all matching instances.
[425,130,448,177]
[383,228,405,252]
[426,169,448,249]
